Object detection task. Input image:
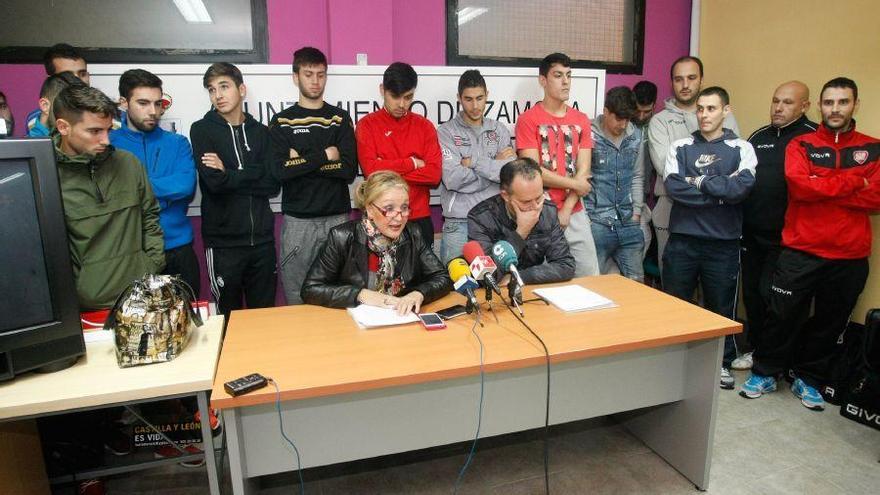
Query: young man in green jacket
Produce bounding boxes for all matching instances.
[53,85,165,309]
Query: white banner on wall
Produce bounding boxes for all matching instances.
[89,64,606,214]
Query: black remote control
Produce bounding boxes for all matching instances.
[224,373,269,396]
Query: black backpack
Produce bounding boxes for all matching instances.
[839,309,880,430]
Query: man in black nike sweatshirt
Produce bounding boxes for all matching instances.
[190,62,280,317]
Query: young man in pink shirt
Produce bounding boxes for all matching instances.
[516,53,599,276]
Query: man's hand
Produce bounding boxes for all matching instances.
[496,147,516,161]
[411,156,426,169]
[632,213,641,223]
[460,157,473,168]
[514,203,541,239]
[201,153,225,172]
[557,209,571,230]
[570,177,592,196]
[325,146,340,161]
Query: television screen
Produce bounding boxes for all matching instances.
[0,159,54,333]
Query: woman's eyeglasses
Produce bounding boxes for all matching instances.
[372,203,411,218]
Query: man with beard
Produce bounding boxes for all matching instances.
[648,56,739,276]
[269,47,358,305]
[741,78,880,411]
[110,69,199,295]
[438,69,515,262]
[54,85,164,308]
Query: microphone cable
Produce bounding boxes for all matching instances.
[268,378,306,495]
[499,292,551,495]
[454,310,486,493]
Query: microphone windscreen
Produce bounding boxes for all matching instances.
[462,241,485,264]
[447,257,472,282]
[491,240,518,270]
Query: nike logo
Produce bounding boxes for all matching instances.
[695,154,721,168]
[385,131,392,137]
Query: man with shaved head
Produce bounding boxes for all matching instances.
[733,81,816,371]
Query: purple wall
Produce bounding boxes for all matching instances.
[0,0,691,304]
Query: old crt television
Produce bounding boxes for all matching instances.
[0,138,84,381]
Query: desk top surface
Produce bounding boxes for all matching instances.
[211,276,740,409]
[0,316,225,421]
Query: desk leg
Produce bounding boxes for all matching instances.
[618,337,723,491]
[225,407,258,495]
[197,391,221,495]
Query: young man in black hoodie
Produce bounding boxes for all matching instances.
[270,47,358,305]
[190,63,280,317]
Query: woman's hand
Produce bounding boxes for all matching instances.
[357,289,392,307]
[358,290,424,316]
[392,291,424,316]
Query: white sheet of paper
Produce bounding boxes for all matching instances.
[532,285,617,313]
[347,304,420,329]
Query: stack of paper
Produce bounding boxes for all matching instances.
[532,285,617,312]
[347,304,420,329]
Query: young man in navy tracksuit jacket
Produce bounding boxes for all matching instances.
[662,87,756,390]
[110,69,200,295]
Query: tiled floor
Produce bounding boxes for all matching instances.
[91,369,879,494]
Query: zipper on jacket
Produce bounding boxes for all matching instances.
[90,163,105,203]
[249,196,255,246]
[152,148,160,173]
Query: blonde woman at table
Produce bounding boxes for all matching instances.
[301,171,451,314]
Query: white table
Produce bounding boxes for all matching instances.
[0,316,225,494]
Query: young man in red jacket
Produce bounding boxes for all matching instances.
[356,62,442,247]
[741,77,880,411]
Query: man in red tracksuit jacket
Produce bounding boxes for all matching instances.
[356,62,442,247]
[741,77,880,411]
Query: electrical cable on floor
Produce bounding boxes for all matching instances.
[500,292,551,495]
[453,311,486,494]
[268,378,305,495]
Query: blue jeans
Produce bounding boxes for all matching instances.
[663,233,740,368]
[440,218,469,264]
[591,220,645,282]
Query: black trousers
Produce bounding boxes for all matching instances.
[163,242,201,298]
[752,248,869,388]
[740,229,783,351]
[206,242,277,317]
[412,216,435,249]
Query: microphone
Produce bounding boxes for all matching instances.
[491,240,525,306]
[491,240,525,288]
[447,258,480,312]
[462,241,502,295]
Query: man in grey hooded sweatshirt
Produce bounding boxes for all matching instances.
[438,70,516,262]
[648,56,739,276]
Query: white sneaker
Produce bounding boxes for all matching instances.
[720,367,735,389]
[731,351,753,370]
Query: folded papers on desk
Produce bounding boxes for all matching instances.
[347,304,420,329]
[532,284,617,312]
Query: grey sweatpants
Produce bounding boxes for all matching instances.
[564,209,600,277]
[280,213,348,305]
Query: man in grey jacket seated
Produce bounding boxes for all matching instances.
[467,158,575,284]
[437,69,516,262]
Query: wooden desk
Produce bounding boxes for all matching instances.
[212,276,740,494]
[0,316,225,495]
